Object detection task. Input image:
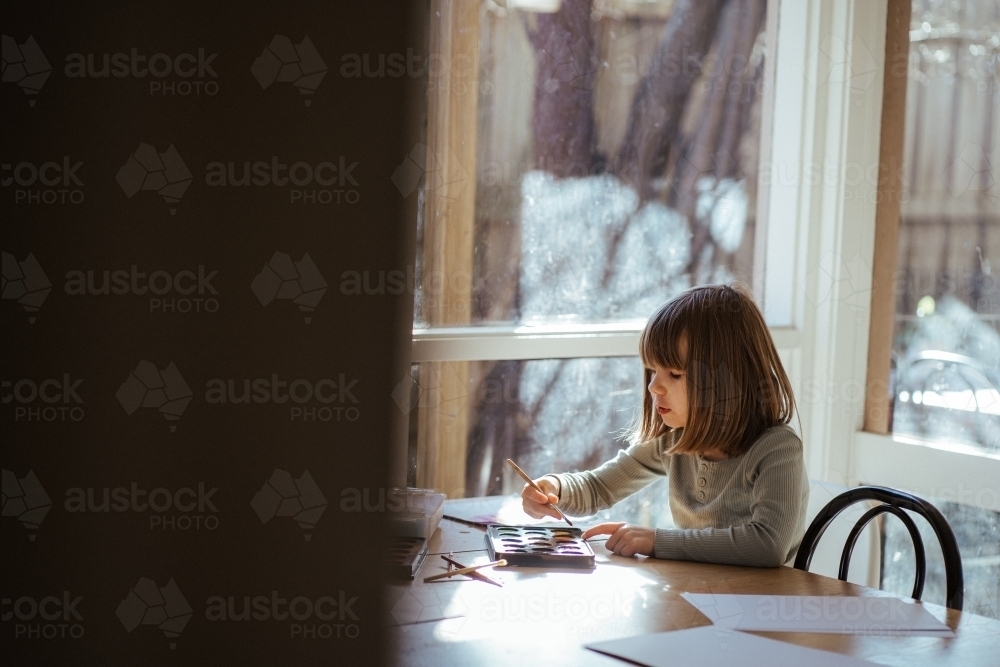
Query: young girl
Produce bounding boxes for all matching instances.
[521,284,809,567]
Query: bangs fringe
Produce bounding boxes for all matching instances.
[639,300,686,372]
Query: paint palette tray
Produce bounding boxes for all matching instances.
[485,525,595,569]
[385,536,429,580]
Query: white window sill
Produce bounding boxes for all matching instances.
[411,323,800,362]
[853,431,1000,514]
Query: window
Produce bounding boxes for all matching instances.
[890,0,1000,453]
[400,0,1000,620]
[400,357,675,527]
[858,0,1000,621]
[882,495,999,619]
[886,0,999,619]
[405,0,771,502]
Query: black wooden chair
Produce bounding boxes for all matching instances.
[793,485,964,611]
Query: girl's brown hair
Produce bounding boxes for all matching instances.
[636,283,796,457]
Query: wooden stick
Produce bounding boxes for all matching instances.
[441,555,503,587]
[506,458,573,526]
[423,559,507,583]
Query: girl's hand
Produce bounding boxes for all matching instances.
[582,522,655,557]
[520,476,562,520]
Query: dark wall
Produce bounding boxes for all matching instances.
[2,2,418,664]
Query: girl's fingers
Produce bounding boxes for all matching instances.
[606,524,629,551]
[534,504,556,519]
[523,484,557,506]
[522,497,559,520]
[520,479,562,519]
[581,521,625,540]
[620,540,638,557]
[519,483,566,521]
[524,486,545,503]
[584,522,647,558]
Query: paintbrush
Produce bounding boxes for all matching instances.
[423,559,507,583]
[442,554,503,587]
[506,458,573,526]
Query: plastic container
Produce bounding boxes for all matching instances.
[386,487,446,538]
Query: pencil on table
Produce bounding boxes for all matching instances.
[506,458,573,526]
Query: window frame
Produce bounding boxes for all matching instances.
[853,0,1000,515]
[411,322,801,362]
[403,0,1000,519]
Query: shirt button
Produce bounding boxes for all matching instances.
[700,463,708,472]
[698,478,707,487]
[698,491,706,501]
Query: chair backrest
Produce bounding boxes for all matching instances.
[793,485,964,611]
[803,480,879,587]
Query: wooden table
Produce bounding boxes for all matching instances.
[388,515,1000,666]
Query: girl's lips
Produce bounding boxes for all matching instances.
[656,406,670,414]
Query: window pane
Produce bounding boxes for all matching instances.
[885,1,1000,621]
[402,357,674,528]
[412,0,767,327]
[881,496,999,620]
[891,0,1000,454]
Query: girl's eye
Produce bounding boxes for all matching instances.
[669,372,682,380]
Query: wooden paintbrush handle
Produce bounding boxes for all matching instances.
[506,458,573,526]
[423,559,507,582]
[506,458,542,491]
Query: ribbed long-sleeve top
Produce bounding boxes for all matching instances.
[549,423,809,567]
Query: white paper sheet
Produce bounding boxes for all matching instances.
[586,626,879,667]
[680,593,955,637]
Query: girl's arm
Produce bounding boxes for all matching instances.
[549,434,671,516]
[652,433,808,567]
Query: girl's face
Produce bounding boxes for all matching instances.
[646,335,689,429]
[647,363,688,429]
